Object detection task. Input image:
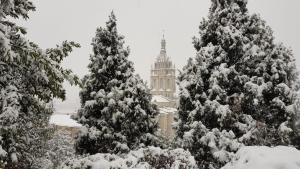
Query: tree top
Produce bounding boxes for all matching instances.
[210,0,248,13]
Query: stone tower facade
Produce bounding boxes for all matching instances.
[150,36,177,139]
[150,36,176,99]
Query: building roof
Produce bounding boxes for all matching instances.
[159,107,177,114]
[152,95,170,103]
[50,114,81,127]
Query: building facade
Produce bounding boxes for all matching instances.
[150,36,177,139]
[150,36,177,108]
[157,107,177,139]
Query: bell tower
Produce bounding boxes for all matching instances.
[150,35,176,99]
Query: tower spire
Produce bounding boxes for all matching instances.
[160,30,166,56]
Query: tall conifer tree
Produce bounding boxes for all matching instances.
[0,0,80,168]
[75,12,159,155]
[176,0,300,168]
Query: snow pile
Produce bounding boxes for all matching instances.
[60,146,197,169]
[50,114,81,127]
[222,146,300,169]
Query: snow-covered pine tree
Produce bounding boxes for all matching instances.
[176,0,300,168]
[74,12,159,155]
[0,1,80,168]
[291,97,300,149]
[175,57,200,140]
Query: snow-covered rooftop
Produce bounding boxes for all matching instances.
[50,114,81,127]
[159,107,177,114]
[152,95,170,103]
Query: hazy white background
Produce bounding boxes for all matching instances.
[17,0,300,114]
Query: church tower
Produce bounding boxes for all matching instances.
[150,36,176,99]
[151,35,177,139]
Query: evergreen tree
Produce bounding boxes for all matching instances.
[33,129,76,169]
[0,0,80,168]
[74,12,159,155]
[176,0,300,168]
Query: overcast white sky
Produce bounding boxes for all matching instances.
[17,0,300,114]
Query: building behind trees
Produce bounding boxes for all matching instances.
[150,36,178,139]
